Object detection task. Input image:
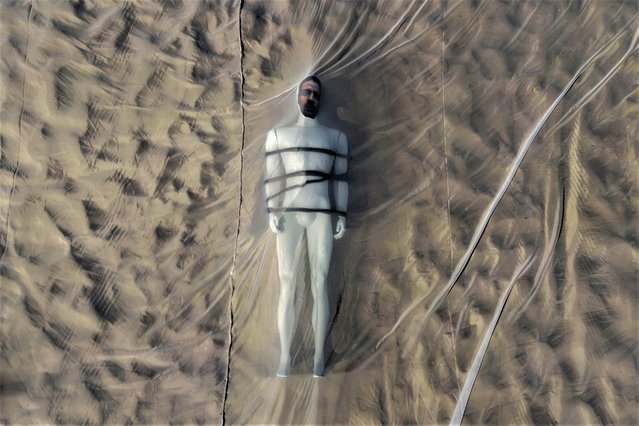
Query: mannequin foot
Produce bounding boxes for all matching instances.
[313,354,324,377]
[313,359,324,377]
[276,362,290,377]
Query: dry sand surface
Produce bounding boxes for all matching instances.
[1,0,638,424]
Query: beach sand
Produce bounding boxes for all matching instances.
[1,0,637,424]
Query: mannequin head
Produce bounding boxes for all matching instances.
[298,76,321,118]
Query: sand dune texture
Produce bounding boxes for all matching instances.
[1,0,637,424]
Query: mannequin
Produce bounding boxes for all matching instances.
[265,76,348,377]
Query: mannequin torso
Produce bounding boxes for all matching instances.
[267,115,344,213]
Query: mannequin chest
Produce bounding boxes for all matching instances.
[274,126,339,172]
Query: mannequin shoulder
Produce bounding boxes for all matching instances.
[336,130,348,155]
[265,128,280,149]
[325,127,347,143]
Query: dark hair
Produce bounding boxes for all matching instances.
[298,75,321,95]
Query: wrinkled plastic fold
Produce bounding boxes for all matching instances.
[1,0,637,424]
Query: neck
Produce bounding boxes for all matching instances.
[296,112,320,127]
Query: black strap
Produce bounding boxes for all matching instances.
[267,207,347,216]
[265,177,328,202]
[264,170,347,185]
[264,170,331,184]
[265,170,347,205]
[266,147,347,159]
[265,136,348,216]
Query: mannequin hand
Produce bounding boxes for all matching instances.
[334,216,346,240]
[269,214,283,233]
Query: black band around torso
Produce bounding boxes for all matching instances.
[267,207,347,216]
[265,147,347,158]
[265,141,347,216]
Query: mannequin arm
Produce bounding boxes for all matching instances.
[265,130,284,233]
[333,132,348,239]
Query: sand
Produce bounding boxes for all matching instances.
[1,0,637,424]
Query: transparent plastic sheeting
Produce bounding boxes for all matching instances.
[1,0,637,424]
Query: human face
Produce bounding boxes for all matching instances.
[298,81,320,118]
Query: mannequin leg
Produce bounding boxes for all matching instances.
[306,213,333,377]
[275,214,304,377]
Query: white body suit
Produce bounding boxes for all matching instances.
[265,113,348,377]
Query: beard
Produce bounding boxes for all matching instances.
[301,102,318,118]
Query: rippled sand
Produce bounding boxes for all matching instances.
[1,1,637,424]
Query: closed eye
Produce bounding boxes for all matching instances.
[301,89,320,99]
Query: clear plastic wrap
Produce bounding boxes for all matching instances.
[1,1,637,424]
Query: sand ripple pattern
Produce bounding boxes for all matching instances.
[1,1,637,424]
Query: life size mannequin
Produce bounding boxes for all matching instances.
[265,76,348,377]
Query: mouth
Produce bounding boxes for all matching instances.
[302,102,317,115]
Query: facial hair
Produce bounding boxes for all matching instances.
[301,101,318,118]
